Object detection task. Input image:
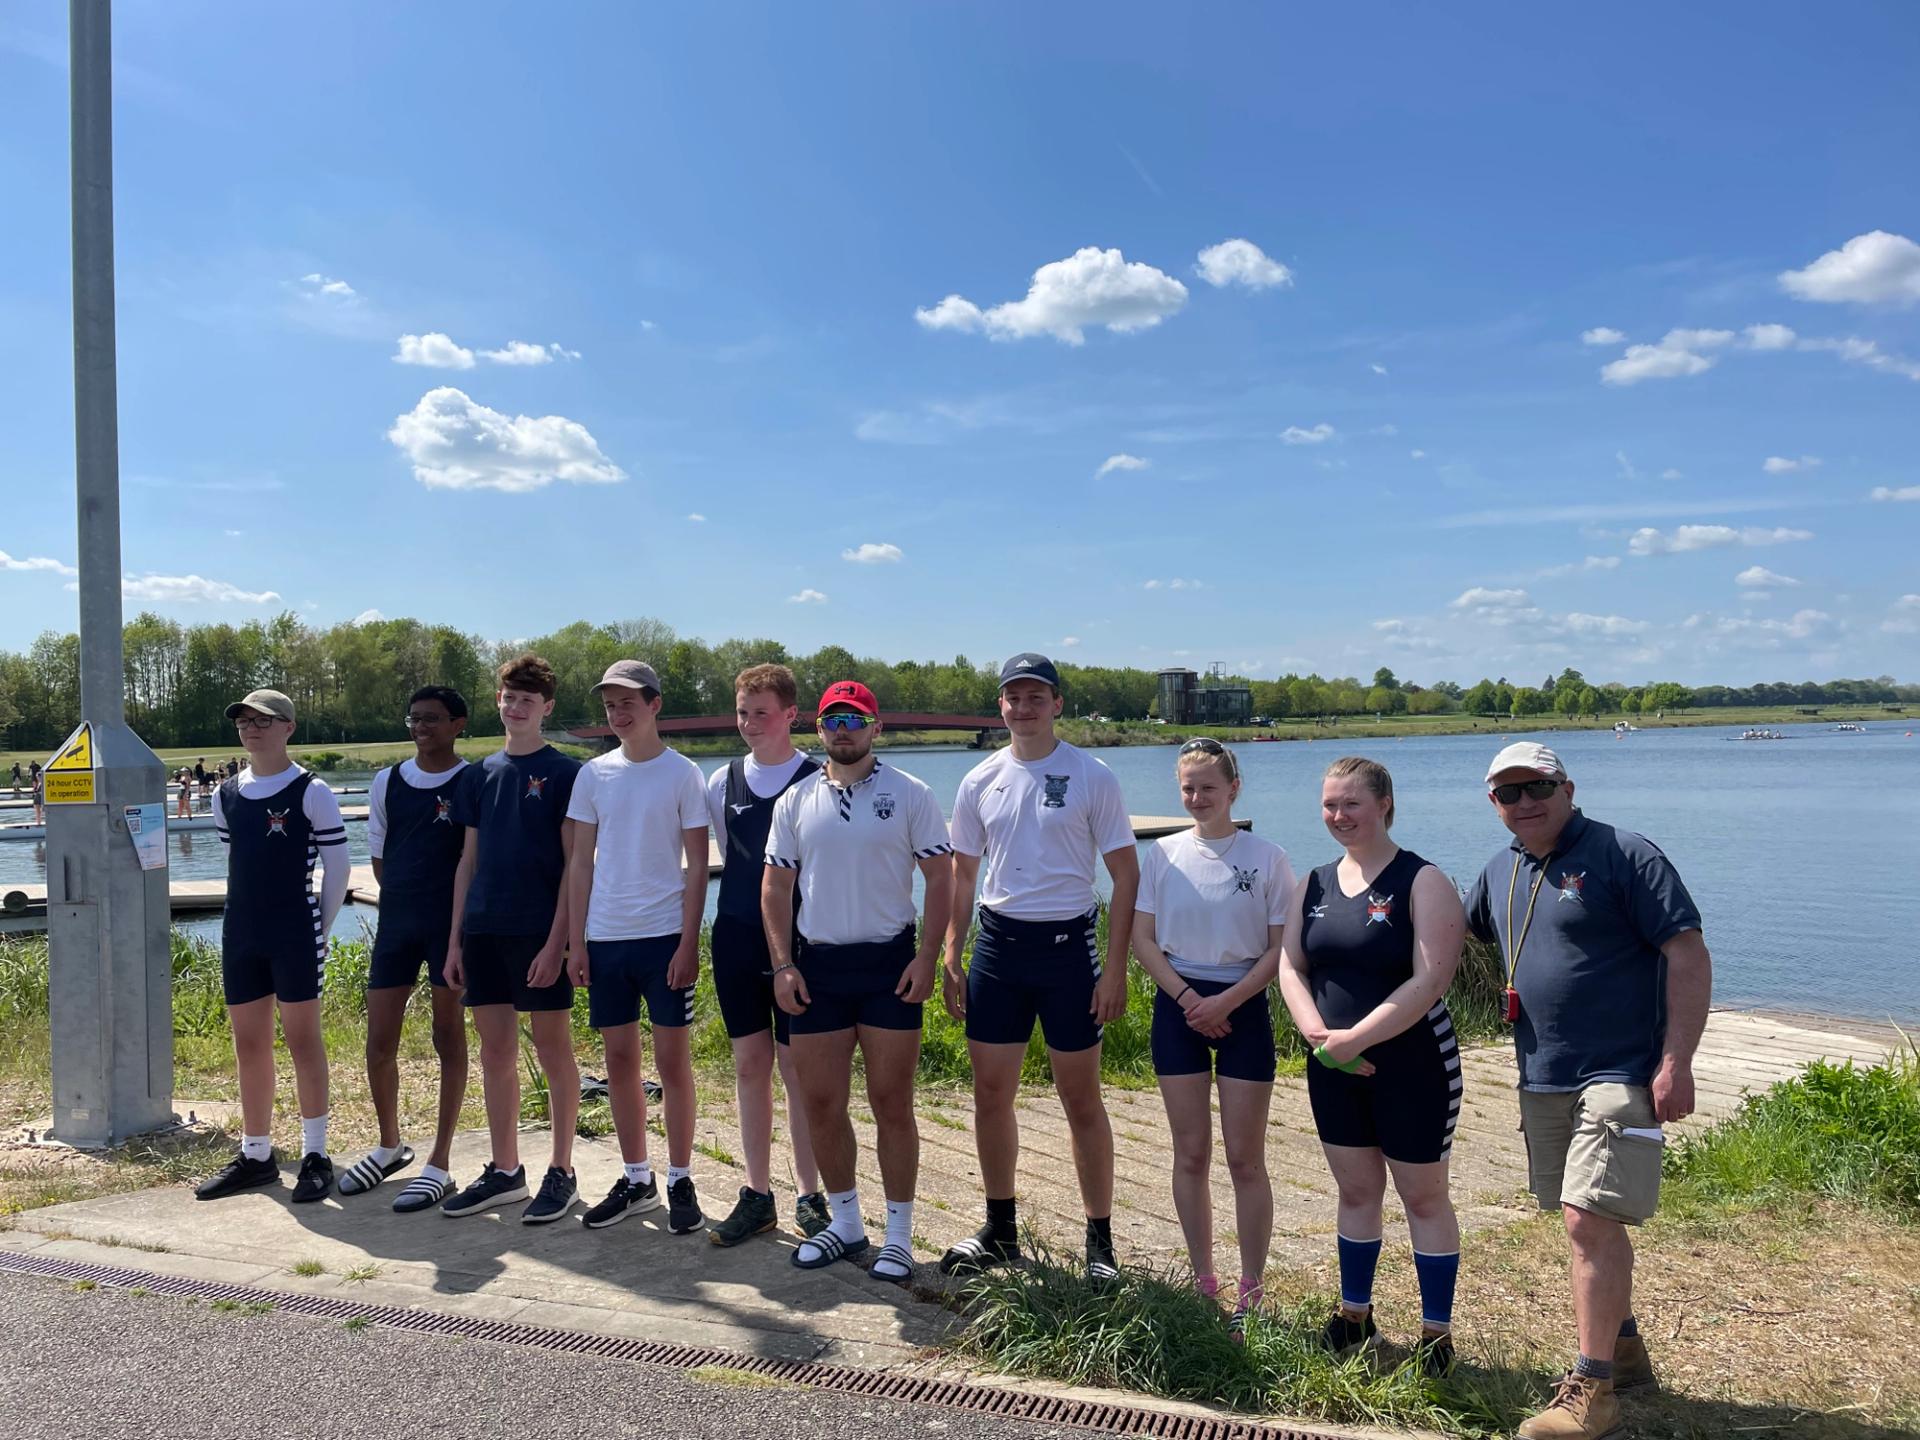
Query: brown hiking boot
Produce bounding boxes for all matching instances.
[1612,1333,1657,1393]
[1516,1372,1622,1440]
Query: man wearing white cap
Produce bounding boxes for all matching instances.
[1466,742,1712,1440]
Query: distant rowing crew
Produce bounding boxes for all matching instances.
[194,652,1710,1440]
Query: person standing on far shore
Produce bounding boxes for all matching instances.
[1467,742,1711,1440]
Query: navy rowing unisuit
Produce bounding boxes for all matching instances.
[368,759,468,990]
[710,753,820,1043]
[1297,848,1463,1164]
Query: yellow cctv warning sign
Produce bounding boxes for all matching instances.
[44,722,96,804]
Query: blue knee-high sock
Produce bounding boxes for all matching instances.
[1336,1233,1383,1311]
[1412,1249,1460,1329]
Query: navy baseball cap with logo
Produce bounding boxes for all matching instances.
[998,653,1061,689]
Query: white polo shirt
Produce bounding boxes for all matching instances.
[766,760,952,946]
[1138,829,1295,983]
[949,741,1133,921]
[565,746,708,941]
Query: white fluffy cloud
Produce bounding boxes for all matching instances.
[351,608,385,624]
[1409,449,1426,459]
[1744,323,1797,350]
[1370,363,1389,376]
[387,387,627,493]
[1450,586,1530,610]
[1736,565,1802,589]
[787,588,828,605]
[1581,327,1626,346]
[841,542,904,564]
[686,512,707,522]
[121,573,281,604]
[394,332,476,369]
[1685,608,1833,642]
[1870,485,1920,502]
[915,246,1188,345]
[0,550,77,576]
[1561,612,1650,636]
[1598,327,1734,385]
[1143,578,1204,591]
[297,272,356,300]
[1779,230,1920,307]
[1762,455,1821,473]
[480,341,580,366]
[1096,453,1150,477]
[1281,423,1335,445]
[1535,555,1623,578]
[1628,524,1813,555]
[1798,335,1920,382]
[1060,636,1081,648]
[1194,239,1293,291]
[1884,595,1920,635]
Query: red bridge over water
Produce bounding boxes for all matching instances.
[565,712,1007,746]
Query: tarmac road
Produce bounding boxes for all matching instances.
[0,1271,1121,1440]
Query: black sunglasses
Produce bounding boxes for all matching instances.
[1490,778,1562,804]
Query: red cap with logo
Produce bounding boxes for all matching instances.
[817,680,878,717]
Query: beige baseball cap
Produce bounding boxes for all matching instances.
[1484,741,1565,783]
[224,688,295,723]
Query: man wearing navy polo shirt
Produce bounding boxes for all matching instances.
[1467,743,1712,1440]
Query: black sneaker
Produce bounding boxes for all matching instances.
[1320,1307,1380,1356]
[290,1152,334,1204]
[938,1223,1020,1276]
[195,1150,279,1201]
[583,1174,662,1229]
[667,1175,705,1234]
[794,1191,830,1238]
[1085,1235,1120,1285]
[710,1187,776,1247]
[1416,1331,1456,1379]
[521,1166,577,1224]
[441,1162,529,1217]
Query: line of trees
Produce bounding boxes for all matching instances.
[0,617,1911,752]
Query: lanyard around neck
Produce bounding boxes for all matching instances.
[1504,854,1551,986]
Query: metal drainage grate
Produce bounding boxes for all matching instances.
[0,1248,1347,1440]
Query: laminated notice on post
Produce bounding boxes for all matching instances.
[124,803,168,871]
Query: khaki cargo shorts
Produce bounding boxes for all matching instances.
[1517,1082,1664,1225]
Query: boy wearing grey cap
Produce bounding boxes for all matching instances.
[194,689,351,1203]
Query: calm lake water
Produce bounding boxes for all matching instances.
[6,722,1916,1021]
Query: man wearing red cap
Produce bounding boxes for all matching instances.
[762,681,954,1282]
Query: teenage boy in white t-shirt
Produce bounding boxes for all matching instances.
[939,654,1139,1280]
[566,660,712,1236]
[765,681,954,1281]
[705,664,826,1246]
[193,689,351,1204]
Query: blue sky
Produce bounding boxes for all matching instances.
[2,3,1917,685]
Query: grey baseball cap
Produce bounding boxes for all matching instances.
[224,688,295,722]
[593,660,661,695]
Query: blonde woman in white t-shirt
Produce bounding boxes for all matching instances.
[1132,737,1295,1339]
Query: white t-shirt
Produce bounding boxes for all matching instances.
[209,763,352,915]
[706,750,814,850]
[1138,829,1296,983]
[368,758,469,859]
[949,741,1133,921]
[565,747,708,941]
[766,761,952,947]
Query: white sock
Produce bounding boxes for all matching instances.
[667,1164,690,1187]
[371,1142,403,1167]
[884,1199,914,1250]
[241,1134,271,1162]
[828,1187,864,1243]
[300,1115,327,1158]
[420,1164,449,1185]
[625,1160,653,1186]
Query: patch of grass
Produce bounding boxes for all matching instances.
[69,1279,95,1292]
[343,1315,372,1333]
[126,1287,150,1298]
[574,1100,615,1138]
[1667,1042,1920,1219]
[694,1139,736,1166]
[926,1109,967,1131]
[93,1233,170,1254]
[209,1298,274,1316]
[688,1364,789,1389]
[289,1258,325,1278]
[341,1262,381,1283]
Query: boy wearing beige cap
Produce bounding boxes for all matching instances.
[194,689,351,1203]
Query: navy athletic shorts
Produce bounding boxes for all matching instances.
[789,927,922,1036]
[461,931,573,1013]
[587,935,694,1030]
[1150,975,1277,1083]
[710,913,788,1046]
[1304,1002,1462,1164]
[964,906,1102,1054]
[221,902,326,1006]
[369,915,452,991]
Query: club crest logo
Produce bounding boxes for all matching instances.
[433,794,453,824]
[1042,773,1071,808]
[525,775,547,800]
[1557,870,1586,904]
[1307,903,1329,920]
[1230,865,1258,895]
[1366,892,1394,926]
[266,807,290,837]
[872,791,895,819]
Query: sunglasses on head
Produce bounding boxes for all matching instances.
[1490,778,1562,804]
[819,713,873,732]
[1180,737,1225,755]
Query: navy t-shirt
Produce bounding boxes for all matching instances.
[1466,811,1702,1093]
[452,745,581,937]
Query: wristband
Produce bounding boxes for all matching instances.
[771,962,796,976]
[1175,986,1194,1004]
[1313,1043,1365,1074]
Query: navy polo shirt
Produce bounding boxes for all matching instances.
[1466,811,1701,1093]
[451,745,581,937]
